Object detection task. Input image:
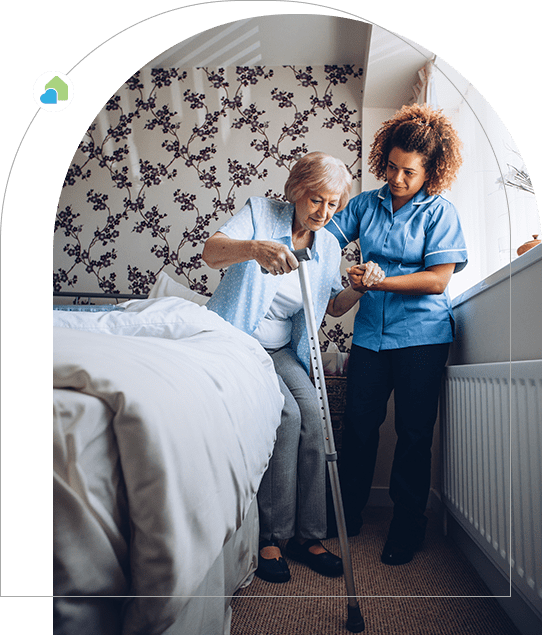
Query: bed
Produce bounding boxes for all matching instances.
[53,273,284,635]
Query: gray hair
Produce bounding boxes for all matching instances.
[284,152,353,211]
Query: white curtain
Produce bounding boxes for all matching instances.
[411,56,438,107]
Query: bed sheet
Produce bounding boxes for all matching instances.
[53,297,283,634]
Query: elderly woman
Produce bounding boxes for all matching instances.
[326,104,467,566]
[203,152,384,583]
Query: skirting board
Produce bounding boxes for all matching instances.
[367,487,442,512]
[367,486,393,508]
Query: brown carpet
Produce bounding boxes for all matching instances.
[231,507,521,635]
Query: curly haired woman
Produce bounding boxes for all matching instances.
[326,103,468,566]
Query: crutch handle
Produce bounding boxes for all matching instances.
[260,247,311,274]
[291,247,311,262]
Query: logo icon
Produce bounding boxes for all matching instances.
[34,72,74,111]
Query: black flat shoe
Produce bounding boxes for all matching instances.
[380,539,418,566]
[285,539,343,577]
[255,539,291,583]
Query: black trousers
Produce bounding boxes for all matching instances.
[339,342,450,546]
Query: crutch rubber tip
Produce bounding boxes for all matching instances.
[346,605,365,632]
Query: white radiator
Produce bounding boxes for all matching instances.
[441,360,542,617]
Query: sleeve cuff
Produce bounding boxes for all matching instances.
[425,249,468,273]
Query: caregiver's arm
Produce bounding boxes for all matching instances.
[203,231,299,273]
[349,263,455,295]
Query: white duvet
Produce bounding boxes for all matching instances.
[53,297,283,634]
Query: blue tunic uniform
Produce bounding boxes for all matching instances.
[325,184,468,546]
[326,184,468,351]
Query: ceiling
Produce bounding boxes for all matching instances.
[145,15,434,111]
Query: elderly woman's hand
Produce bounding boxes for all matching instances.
[346,262,385,293]
[257,241,300,276]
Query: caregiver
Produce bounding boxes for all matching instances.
[203,151,384,584]
[326,103,467,566]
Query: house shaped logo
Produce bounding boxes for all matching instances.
[40,76,69,105]
[34,72,73,111]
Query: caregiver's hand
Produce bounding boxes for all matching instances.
[257,241,300,276]
[346,262,385,292]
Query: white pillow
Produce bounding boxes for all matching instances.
[148,271,209,305]
[53,296,214,340]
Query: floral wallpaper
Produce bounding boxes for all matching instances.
[54,65,365,350]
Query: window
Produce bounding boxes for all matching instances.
[432,58,541,299]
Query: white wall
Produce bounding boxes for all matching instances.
[361,107,396,191]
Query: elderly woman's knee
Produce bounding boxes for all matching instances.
[275,388,302,443]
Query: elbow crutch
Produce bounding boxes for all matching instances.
[263,247,365,632]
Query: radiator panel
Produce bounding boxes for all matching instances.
[441,361,542,616]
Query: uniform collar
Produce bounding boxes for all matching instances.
[378,184,436,213]
[377,185,393,214]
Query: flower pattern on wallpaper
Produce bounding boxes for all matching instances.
[54,65,365,350]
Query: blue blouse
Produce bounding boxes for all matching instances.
[206,196,344,373]
[326,185,468,352]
